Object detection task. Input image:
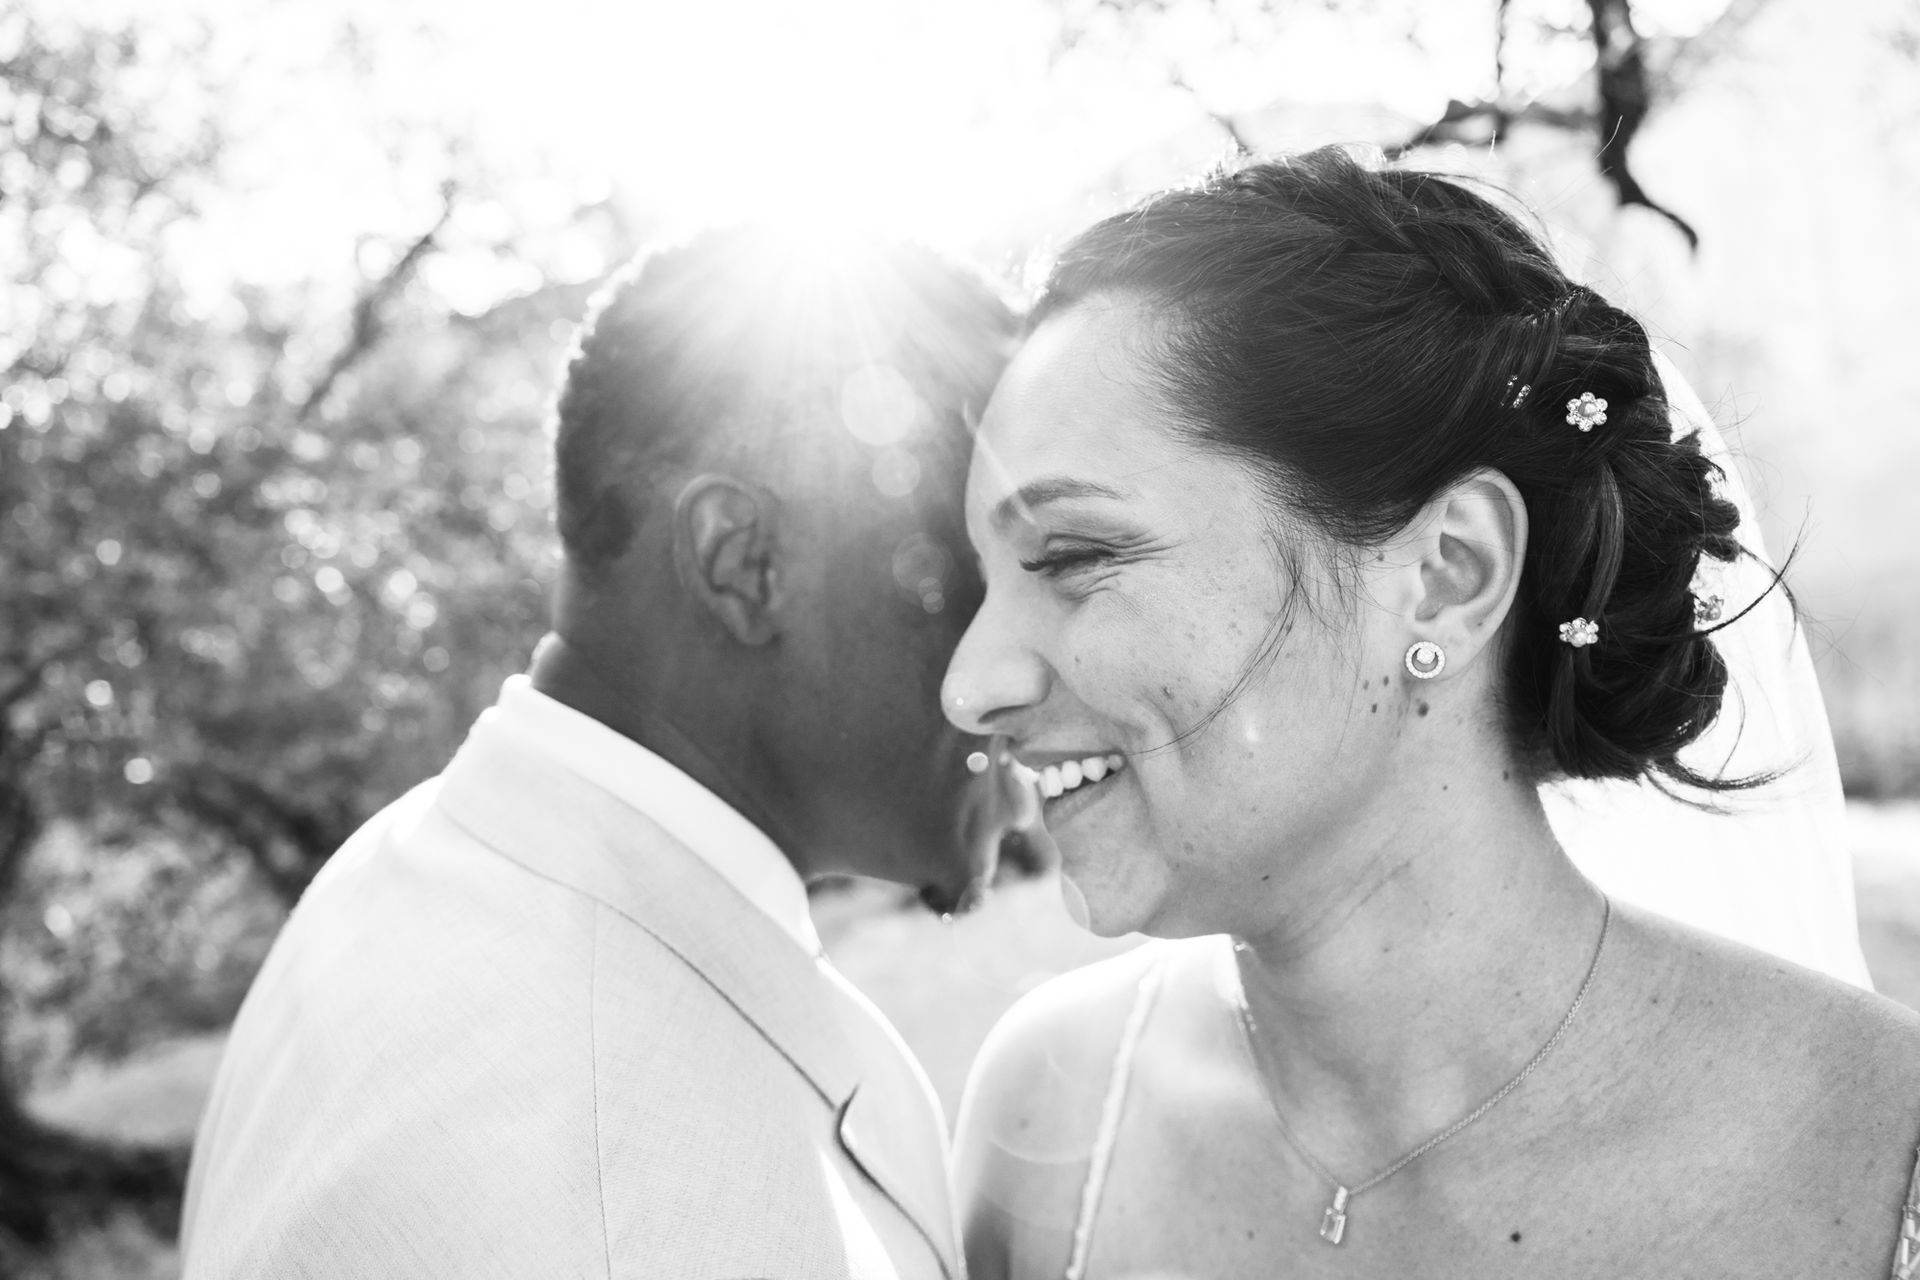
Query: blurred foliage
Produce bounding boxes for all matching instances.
[2,827,277,1091]
[1822,606,1920,800]
[0,11,588,903]
[0,3,633,1249]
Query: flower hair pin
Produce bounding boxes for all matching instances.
[1565,392,1608,432]
[1558,617,1600,648]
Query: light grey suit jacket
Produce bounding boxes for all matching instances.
[182,712,959,1279]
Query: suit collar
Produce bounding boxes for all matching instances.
[433,714,960,1279]
[495,674,820,953]
[436,713,860,1106]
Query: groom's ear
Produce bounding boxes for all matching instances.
[671,474,782,646]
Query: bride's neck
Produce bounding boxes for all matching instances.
[1233,776,1606,1165]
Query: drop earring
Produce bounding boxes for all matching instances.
[1404,641,1445,680]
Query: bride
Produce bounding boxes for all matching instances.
[941,147,1920,1278]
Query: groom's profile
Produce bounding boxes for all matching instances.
[180,228,1019,1279]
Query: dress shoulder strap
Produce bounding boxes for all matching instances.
[1062,950,1168,1280]
[1894,1144,1920,1280]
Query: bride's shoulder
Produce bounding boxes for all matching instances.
[1626,902,1920,1045]
[1621,903,1920,1124]
[953,940,1204,1278]
[960,941,1174,1136]
[1609,907,1920,1267]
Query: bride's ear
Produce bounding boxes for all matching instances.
[1392,468,1528,672]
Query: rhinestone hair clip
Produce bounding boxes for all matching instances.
[1565,392,1608,432]
[1558,617,1600,648]
[1501,375,1534,410]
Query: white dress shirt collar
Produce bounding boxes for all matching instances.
[490,674,821,955]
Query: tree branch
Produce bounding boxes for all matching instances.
[1382,97,1596,159]
[1586,0,1700,249]
[167,765,338,902]
[296,183,457,423]
[1166,65,1253,156]
[1382,97,1502,159]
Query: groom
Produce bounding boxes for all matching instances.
[181,229,1019,1278]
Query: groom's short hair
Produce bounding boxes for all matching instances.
[549,227,1016,570]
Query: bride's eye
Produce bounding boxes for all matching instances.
[1019,543,1114,578]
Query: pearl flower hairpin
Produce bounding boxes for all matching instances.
[1565,392,1608,432]
[1558,617,1600,648]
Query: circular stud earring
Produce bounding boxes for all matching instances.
[1404,640,1446,680]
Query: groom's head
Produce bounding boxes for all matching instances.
[546,227,1017,898]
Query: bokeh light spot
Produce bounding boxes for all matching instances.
[871,448,921,499]
[893,533,953,614]
[841,363,924,448]
[42,904,75,940]
[382,567,418,607]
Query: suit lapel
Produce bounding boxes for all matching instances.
[838,1085,960,1278]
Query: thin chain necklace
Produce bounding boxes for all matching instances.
[1232,894,1612,1247]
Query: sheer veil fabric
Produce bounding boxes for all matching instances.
[1542,351,1872,988]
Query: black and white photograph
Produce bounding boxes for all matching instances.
[3,0,1918,1276]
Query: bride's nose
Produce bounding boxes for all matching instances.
[942,595,1049,736]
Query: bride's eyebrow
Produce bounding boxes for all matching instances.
[989,477,1129,531]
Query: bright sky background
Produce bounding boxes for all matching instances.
[29,0,1916,591]
[35,0,1741,300]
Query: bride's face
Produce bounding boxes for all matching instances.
[943,302,1413,938]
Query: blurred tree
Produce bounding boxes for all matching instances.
[1050,0,1778,247]
[0,5,629,1252]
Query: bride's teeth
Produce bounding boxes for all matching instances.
[1082,756,1108,782]
[1060,760,1084,789]
[1039,765,1064,798]
[1106,753,1125,772]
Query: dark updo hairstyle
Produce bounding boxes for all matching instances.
[1035,145,1758,790]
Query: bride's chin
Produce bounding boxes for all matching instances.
[1058,862,1157,939]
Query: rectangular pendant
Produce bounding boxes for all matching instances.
[1319,1186,1350,1245]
